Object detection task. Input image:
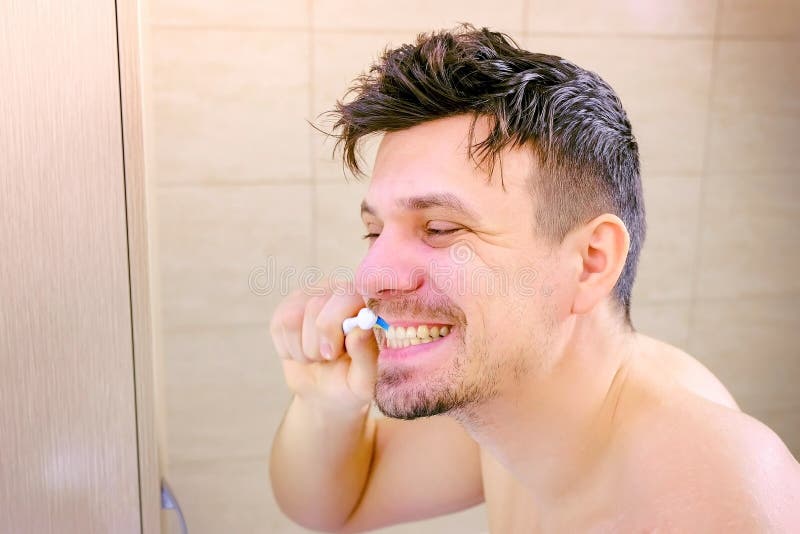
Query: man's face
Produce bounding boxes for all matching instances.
[356,115,568,420]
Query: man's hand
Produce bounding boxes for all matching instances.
[270,285,379,413]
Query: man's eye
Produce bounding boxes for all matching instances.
[362,232,380,241]
[425,224,462,236]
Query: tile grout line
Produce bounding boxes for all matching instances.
[158,179,314,188]
[523,31,795,41]
[168,452,289,468]
[687,0,723,351]
[148,23,308,33]
[163,321,269,334]
[522,0,530,35]
[308,0,318,268]
[635,291,800,308]
[147,22,798,42]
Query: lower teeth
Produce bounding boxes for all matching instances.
[386,327,451,349]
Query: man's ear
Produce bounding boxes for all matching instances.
[569,214,630,315]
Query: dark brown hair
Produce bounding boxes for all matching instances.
[326,24,646,323]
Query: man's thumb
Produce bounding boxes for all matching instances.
[344,327,379,402]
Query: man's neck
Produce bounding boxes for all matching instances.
[454,307,640,505]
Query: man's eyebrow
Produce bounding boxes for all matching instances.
[361,193,480,221]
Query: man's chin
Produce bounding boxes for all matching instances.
[374,394,452,420]
[374,377,468,420]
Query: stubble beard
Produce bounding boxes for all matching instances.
[373,332,503,420]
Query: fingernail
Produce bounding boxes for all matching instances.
[320,342,332,360]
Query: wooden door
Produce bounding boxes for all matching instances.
[0,1,158,532]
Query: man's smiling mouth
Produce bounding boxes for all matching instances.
[383,323,452,349]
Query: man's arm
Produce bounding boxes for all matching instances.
[338,413,484,533]
[270,395,483,533]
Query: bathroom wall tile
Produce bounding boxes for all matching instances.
[717,0,800,38]
[633,176,701,303]
[149,0,308,28]
[707,41,800,174]
[164,324,291,463]
[629,300,692,349]
[695,173,798,299]
[312,0,525,33]
[312,31,415,182]
[522,36,714,176]
[166,456,313,534]
[527,0,717,36]
[689,295,800,414]
[151,29,311,185]
[314,182,371,273]
[156,184,313,329]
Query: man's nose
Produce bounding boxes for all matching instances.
[356,230,424,299]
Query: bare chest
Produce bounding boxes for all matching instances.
[480,452,641,534]
[481,458,541,533]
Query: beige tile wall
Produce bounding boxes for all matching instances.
[145,1,799,532]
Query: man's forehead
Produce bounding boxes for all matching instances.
[373,117,534,184]
[373,116,480,175]
[362,116,536,221]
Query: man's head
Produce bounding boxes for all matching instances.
[328,26,646,420]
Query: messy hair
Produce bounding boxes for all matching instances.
[326,24,646,323]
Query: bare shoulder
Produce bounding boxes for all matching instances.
[634,334,740,410]
[616,392,800,531]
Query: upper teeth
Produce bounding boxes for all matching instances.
[385,324,450,348]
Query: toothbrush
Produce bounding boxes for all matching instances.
[342,308,390,335]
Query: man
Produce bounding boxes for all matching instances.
[269,26,800,532]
